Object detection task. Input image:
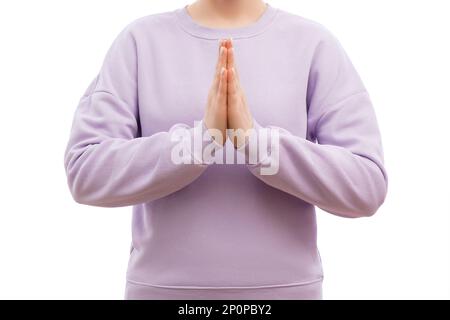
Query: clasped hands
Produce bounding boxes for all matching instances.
[203,39,254,148]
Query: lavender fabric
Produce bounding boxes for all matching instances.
[64,4,387,299]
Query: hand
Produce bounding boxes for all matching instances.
[224,40,254,149]
[203,40,228,145]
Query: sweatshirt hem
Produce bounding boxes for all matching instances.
[126,277,324,290]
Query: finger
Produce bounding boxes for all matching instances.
[224,38,233,49]
[213,46,227,91]
[227,46,241,85]
[218,67,227,102]
[215,39,227,73]
[227,67,239,97]
[219,38,225,50]
[227,46,235,69]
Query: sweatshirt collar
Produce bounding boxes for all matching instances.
[174,3,279,40]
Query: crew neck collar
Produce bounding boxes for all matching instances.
[174,3,279,40]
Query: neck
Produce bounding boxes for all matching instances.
[187,0,267,29]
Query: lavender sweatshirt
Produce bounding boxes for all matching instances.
[64,4,387,299]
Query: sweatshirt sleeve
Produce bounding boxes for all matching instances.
[243,31,388,218]
[64,24,212,207]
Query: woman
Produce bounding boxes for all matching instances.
[64,0,388,299]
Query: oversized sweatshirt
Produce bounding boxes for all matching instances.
[64,3,388,299]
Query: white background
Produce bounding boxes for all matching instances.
[0,0,449,299]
